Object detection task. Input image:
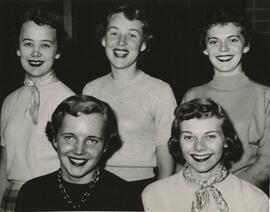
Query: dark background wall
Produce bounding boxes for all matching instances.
[1,0,270,106]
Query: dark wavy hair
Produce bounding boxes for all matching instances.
[46,95,121,165]
[168,98,243,169]
[97,4,154,51]
[16,8,66,54]
[200,8,252,50]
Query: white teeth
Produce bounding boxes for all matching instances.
[69,158,87,164]
[113,50,128,57]
[114,50,126,53]
[29,61,43,65]
[216,55,233,61]
[192,155,211,160]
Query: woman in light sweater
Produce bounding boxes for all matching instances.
[182,8,270,194]
[142,98,269,212]
[82,5,176,195]
[0,8,74,211]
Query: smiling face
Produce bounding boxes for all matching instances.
[17,21,60,83]
[180,117,226,180]
[54,113,106,184]
[102,12,146,72]
[203,22,249,76]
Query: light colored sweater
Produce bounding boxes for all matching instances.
[83,71,176,181]
[142,170,269,212]
[1,80,74,182]
[182,72,270,188]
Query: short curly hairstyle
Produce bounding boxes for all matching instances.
[200,8,252,51]
[16,8,66,54]
[46,95,121,164]
[97,4,154,50]
[168,98,243,169]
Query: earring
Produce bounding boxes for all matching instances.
[55,53,60,59]
[224,138,230,148]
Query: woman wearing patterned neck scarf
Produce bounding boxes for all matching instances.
[0,8,74,211]
[182,8,270,194]
[142,98,269,212]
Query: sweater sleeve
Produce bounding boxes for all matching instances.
[154,84,177,146]
[240,179,269,212]
[141,186,160,211]
[181,88,198,104]
[236,88,270,190]
[0,92,15,147]
[15,183,33,212]
[0,100,7,147]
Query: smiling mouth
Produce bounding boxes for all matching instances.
[191,154,212,162]
[113,48,129,58]
[28,60,44,67]
[69,157,88,166]
[216,55,234,62]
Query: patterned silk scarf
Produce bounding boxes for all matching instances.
[183,164,229,212]
[24,72,57,125]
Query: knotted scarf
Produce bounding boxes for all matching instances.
[183,164,229,212]
[24,72,57,124]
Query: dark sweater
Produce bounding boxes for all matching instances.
[15,169,143,211]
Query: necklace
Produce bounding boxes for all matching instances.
[57,168,100,209]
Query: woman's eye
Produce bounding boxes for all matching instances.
[182,135,194,141]
[229,38,239,43]
[63,135,75,143]
[108,31,118,37]
[208,40,218,45]
[205,134,217,140]
[129,33,137,38]
[23,42,32,47]
[86,138,99,145]
[41,43,51,48]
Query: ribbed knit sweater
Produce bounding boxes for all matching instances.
[183,72,270,189]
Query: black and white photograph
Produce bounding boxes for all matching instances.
[0,0,269,211]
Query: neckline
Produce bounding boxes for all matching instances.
[109,70,144,87]
[24,72,58,87]
[209,72,249,91]
[183,164,228,185]
[57,168,100,209]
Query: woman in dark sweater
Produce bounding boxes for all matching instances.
[15,95,142,211]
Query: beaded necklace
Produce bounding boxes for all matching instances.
[57,168,100,209]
